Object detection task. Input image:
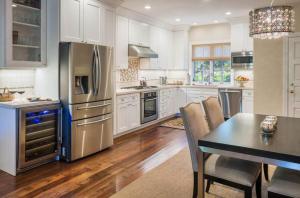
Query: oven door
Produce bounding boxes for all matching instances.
[141,97,158,124]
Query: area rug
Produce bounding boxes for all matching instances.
[160,118,184,130]
[110,148,273,198]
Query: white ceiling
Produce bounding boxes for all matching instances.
[120,0,300,26]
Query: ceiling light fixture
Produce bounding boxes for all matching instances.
[213,20,219,23]
[192,22,198,25]
[144,5,151,10]
[249,0,295,39]
[225,11,232,15]
[175,18,181,22]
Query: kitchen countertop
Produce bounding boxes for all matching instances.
[116,84,253,96]
[0,100,60,109]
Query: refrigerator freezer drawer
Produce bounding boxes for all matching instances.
[70,100,112,120]
[71,114,113,161]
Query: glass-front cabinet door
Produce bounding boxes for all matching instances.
[5,0,46,67]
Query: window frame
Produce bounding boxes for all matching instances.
[192,43,231,84]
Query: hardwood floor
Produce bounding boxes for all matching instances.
[0,126,187,198]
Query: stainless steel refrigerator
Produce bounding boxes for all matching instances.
[59,42,113,161]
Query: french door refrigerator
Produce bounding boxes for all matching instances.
[59,42,113,161]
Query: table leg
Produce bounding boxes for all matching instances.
[197,151,205,198]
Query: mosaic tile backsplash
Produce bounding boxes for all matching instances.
[119,58,139,82]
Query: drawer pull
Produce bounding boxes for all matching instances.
[77,103,111,110]
[77,117,111,126]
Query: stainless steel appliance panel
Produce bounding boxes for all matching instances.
[231,51,253,69]
[60,43,113,105]
[18,104,61,172]
[141,92,158,124]
[71,114,113,161]
[219,89,242,119]
[70,99,112,121]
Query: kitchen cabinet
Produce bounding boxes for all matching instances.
[242,90,254,113]
[115,15,129,69]
[175,88,187,113]
[173,30,189,70]
[116,94,140,134]
[83,0,102,44]
[60,0,115,47]
[231,23,253,52]
[129,19,150,47]
[60,0,84,42]
[186,88,218,111]
[159,88,177,118]
[0,0,47,67]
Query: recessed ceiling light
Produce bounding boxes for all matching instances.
[213,20,219,23]
[192,22,198,25]
[225,11,232,15]
[144,5,151,10]
[175,18,181,22]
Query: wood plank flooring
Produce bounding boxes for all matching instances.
[0,126,187,198]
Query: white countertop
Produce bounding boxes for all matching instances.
[116,84,253,96]
[0,99,60,109]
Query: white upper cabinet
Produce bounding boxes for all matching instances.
[103,7,114,47]
[60,0,115,47]
[173,30,188,70]
[60,0,84,42]
[231,22,253,52]
[115,15,129,69]
[84,0,102,44]
[1,0,47,67]
[129,20,150,47]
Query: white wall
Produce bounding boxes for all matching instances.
[35,0,59,100]
[254,2,300,116]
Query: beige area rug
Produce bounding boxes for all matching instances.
[160,118,185,130]
[110,148,274,198]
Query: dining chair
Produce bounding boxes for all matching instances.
[202,96,269,181]
[267,167,300,198]
[180,103,262,198]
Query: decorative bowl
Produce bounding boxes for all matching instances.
[236,80,249,87]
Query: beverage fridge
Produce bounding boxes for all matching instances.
[59,42,113,161]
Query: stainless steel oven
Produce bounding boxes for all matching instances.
[141,91,158,124]
[231,51,253,69]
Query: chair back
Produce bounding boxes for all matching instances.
[180,103,210,172]
[202,97,224,130]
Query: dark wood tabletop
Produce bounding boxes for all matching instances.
[198,113,300,164]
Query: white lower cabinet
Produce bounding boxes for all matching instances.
[116,94,140,135]
[186,88,218,111]
[242,90,254,113]
[159,88,177,119]
[176,88,187,113]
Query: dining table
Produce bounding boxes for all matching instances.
[197,113,300,198]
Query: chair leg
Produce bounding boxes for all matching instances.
[244,188,252,198]
[206,179,212,193]
[256,172,262,198]
[193,172,198,198]
[264,164,269,181]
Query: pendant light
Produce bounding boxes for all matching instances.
[249,0,295,39]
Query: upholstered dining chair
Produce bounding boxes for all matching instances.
[202,96,269,181]
[267,167,300,198]
[180,103,262,198]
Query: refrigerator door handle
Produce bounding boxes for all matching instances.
[92,46,97,95]
[96,46,101,96]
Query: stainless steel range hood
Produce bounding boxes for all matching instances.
[128,44,158,58]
